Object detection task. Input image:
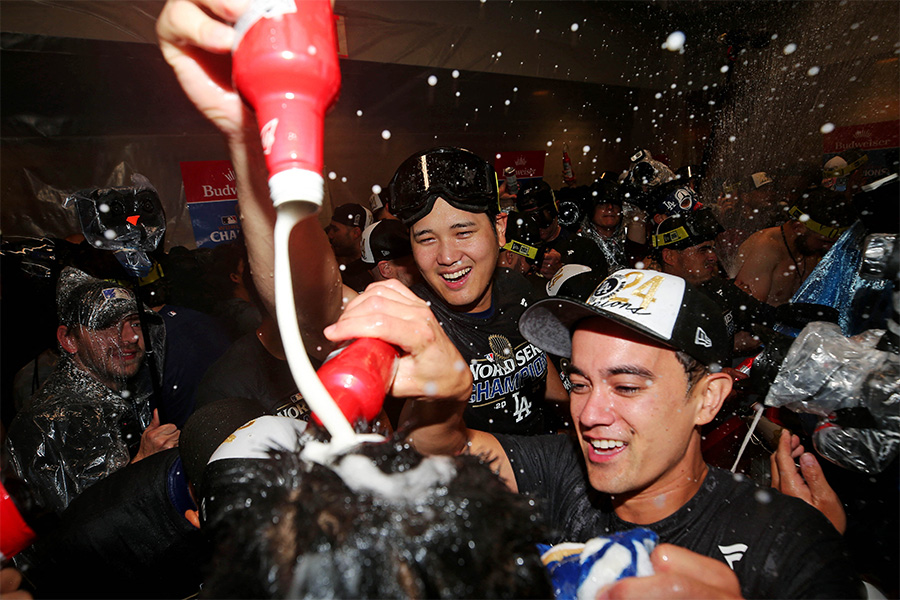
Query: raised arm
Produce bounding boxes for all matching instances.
[322,280,517,488]
[156,0,349,360]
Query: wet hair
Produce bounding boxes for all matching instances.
[200,431,552,599]
[675,350,708,394]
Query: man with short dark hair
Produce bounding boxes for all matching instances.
[5,267,179,513]
[326,203,374,293]
[324,269,862,599]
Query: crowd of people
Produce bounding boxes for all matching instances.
[1,0,897,598]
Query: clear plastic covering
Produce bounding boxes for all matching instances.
[65,174,166,277]
[4,268,165,514]
[764,321,899,474]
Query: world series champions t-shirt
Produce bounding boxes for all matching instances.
[412,268,551,435]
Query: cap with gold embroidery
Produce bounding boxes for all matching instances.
[519,269,730,366]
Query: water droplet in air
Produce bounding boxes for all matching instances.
[104,229,117,240]
[570,23,579,32]
[381,130,392,140]
[582,145,590,153]
[372,184,382,194]
[99,203,110,213]
[356,109,363,117]
[820,123,835,134]
[783,43,797,55]
[808,66,820,76]
[663,31,686,52]
[427,75,438,86]
[328,171,337,180]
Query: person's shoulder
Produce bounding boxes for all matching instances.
[496,432,579,464]
[705,467,833,525]
[495,267,545,301]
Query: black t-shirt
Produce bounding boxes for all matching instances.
[412,268,551,435]
[17,448,208,599]
[193,331,311,421]
[158,304,232,428]
[542,228,610,277]
[342,258,375,293]
[496,433,863,599]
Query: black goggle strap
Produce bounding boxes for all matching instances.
[789,206,849,240]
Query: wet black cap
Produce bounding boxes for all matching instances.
[360,220,412,264]
[651,208,723,252]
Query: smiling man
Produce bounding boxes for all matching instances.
[327,269,862,598]
[388,147,567,434]
[5,267,179,514]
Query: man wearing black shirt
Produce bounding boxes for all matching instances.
[326,269,862,599]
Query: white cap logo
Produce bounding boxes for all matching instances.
[694,327,712,348]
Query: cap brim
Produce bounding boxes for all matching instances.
[519,296,676,359]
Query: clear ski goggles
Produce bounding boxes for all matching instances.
[388,147,500,226]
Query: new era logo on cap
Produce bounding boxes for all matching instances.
[695,327,712,348]
[518,269,731,366]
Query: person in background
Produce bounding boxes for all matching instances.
[5,268,178,514]
[733,187,857,306]
[516,181,609,280]
[714,171,784,277]
[207,240,262,342]
[368,188,397,222]
[325,203,375,293]
[359,219,420,288]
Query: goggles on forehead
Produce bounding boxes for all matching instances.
[789,206,850,240]
[388,147,500,226]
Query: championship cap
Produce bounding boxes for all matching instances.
[651,208,723,252]
[369,190,385,213]
[650,181,702,217]
[331,204,373,230]
[360,220,412,264]
[746,171,774,190]
[56,266,158,330]
[519,269,730,366]
[546,264,603,300]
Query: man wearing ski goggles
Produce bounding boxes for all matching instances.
[384,147,567,435]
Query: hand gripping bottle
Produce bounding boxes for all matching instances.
[232,0,341,211]
[315,338,400,425]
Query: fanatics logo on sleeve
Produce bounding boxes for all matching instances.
[718,543,748,570]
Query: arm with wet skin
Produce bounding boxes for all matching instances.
[156,0,351,361]
[323,280,518,489]
[733,230,779,303]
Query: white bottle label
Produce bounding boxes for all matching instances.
[233,0,299,50]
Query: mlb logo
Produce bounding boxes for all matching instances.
[221,215,238,225]
[101,287,132,301]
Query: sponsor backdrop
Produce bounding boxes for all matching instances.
[180,160,241,248]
